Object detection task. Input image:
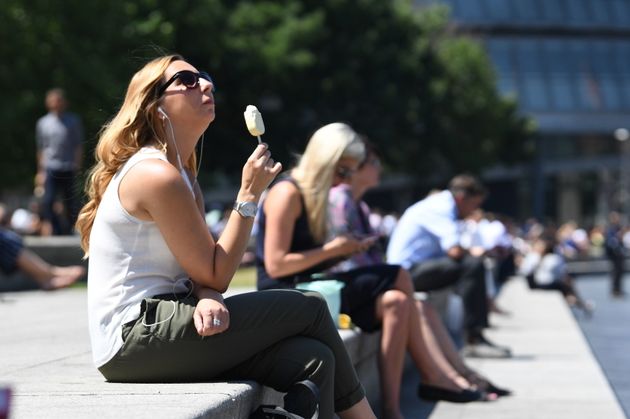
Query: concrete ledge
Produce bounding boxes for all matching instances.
[0,233,384,417]
[0,289,382,419]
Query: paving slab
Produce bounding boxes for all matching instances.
[407,278,627,419]
[574,275,630,418]
[0,288,264,419]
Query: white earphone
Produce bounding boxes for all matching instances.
[155,104,203,194]
[157,106,169,120]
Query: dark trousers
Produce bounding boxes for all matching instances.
[608,253,625,294]
[409,255,489,334]
[0,228,23,274]
[42,169,79,235]
[98,290,364,417]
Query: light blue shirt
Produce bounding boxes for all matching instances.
[386,190,461,269]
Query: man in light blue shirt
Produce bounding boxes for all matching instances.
[387,175,511,358]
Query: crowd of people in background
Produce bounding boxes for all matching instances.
[0,72,627,419]
[4,178,629,305]
[201,197,628,302]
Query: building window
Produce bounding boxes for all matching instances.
[484,0,514,21]
[610,0,630,28]
[487,39,517,96]
[544,40,576,111]
[540,0,565,24]
[566,0,591,25]
[515,39,550,110]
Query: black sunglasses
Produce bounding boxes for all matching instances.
[336,166,356,180]
[157,70,215,97]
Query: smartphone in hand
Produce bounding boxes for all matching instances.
[358,234,380,247]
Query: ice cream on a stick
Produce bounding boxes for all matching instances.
[244,105,265,144]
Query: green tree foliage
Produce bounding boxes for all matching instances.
[0,0,531,193]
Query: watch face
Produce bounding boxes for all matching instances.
[239,202,257,217]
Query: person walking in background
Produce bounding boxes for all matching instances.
[36,88,84,236]
[0,227,84,290]
[605,211,626,298]
[386,175,512,359]
[76,55,375,419]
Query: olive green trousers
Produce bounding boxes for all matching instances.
[98,289,365,417]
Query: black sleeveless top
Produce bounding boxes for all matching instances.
[255,177,337,290]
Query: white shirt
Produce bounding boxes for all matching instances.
[386,190,461,269]
[87,148,190,367]
[519,252,566,286]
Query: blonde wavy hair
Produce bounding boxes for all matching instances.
[76,54,197,254]
[291,122,365,243]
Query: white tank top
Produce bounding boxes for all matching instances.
[87,147,191,367]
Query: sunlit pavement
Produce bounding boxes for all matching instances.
[400,277,626,419]
[574,274,630,418]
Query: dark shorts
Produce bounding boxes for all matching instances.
[333,264,399,333]
[0,228,23,274]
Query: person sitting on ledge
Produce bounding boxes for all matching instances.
[76,54,376,419]
[386,174,513,359]
[0,227,85,290]
[256,123,491,419]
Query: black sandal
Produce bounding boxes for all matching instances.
[250,405,302,419]
[250,380,320,419]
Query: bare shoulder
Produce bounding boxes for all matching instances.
[124,158,182,191]
[265,179,302,215]
[119,158,190,220]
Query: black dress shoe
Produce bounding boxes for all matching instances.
[486,383,512,397]
[418,383,483,403]
[464,333,512,358]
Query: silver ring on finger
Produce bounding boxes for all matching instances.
[213,318,222,327]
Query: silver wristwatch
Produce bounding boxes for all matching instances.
[233,201,258,218]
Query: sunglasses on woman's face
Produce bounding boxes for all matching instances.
[157,70,215,97]
[336,166,356,180]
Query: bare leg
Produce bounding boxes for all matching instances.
[393,270,471,391]
[375,289,412,419]
[422,302,470,374]
[338,397,377,419]
[423,300,508,396]
[40,220,53,236]
[562,276,593,315]
[15,248,85,290]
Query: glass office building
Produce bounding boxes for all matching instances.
[415,0,630,226]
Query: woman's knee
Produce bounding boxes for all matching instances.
[295,339,336,385]
[301,290,330,314]
[380,289,412,317]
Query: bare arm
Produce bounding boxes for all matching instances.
[446,245,467,260]
[120,143,281,293]
[263,181,369,278]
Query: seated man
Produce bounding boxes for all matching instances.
[0,227,84,290]
[386,174,511,358]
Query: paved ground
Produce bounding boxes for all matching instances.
[1,276,627,419]
[400,277,627,419]
[574,275,630,418]
[0,289,259,419]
